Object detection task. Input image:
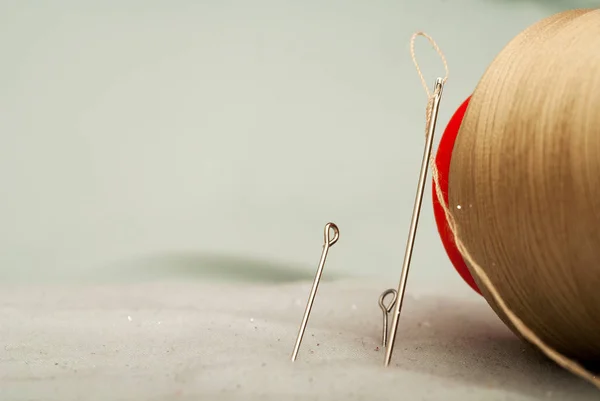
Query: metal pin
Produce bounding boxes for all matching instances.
[291,222,340,362]
[378,289,397,347]
[384,78,445,367]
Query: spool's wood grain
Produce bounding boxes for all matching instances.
[448,8,600,363]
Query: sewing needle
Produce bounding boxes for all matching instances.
[384,78,445,366]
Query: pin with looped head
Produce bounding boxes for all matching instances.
[378,288,397,347]
[291,222,339,362]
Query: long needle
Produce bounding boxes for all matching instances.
[384,78,445,366]
[291,222,339,361]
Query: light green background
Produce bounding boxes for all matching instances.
[0,0,595,289]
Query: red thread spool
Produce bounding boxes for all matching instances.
[432,96,481,295]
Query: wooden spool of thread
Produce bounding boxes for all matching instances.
[432,8,600,372]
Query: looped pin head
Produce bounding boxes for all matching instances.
[379,289,397,314]
[378,289,398,347]
[324,222,339,247]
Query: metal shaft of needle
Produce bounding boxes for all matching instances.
[291,222,339,362]
[384,78,445,367]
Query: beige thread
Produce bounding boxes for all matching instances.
[413,25,600,389]
[410,32,449,137]
[410,32,449,98]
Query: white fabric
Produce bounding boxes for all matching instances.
[1,280,597,400]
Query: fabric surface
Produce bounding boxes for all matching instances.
[1,279,597,401]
